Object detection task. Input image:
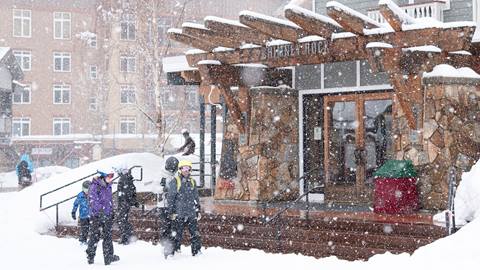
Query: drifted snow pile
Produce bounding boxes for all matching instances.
[434,159,480,225]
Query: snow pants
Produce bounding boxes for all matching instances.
[173,216,202,256]
[78,218,90,243]
[159,208,176,256]
[117,203,133,243]
[86,214,114,262]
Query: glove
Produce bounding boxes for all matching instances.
[169,214,177,221]
[134,202,140,208]
[71,212,76,220]
[196,213,201,221]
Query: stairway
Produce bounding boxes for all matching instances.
[56,206,446,261]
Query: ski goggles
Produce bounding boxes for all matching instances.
[180,166,192,172]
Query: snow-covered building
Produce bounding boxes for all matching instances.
[167,0,480,211]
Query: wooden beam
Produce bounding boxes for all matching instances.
[284,4,343,39]
[185,26,475,68]
[390,73,420,130]
[239,10,307,42]
[326,1,382,35]
[378,0,416,31]
[167,29,217,51]
[204,16,271,45]
[182,23,240,48]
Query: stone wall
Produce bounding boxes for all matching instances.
[393,77,480,210]
[214,87,299,201]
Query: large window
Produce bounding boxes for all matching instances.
[120,117,136,134]
[53,12,71,39]
[13,9,31,37]
[120,56,135,73]
[13,50,31,71]
[120,85,136,104]
[12,118,30,137]
[53,52,71,72]
[53,118,70,135]
[120,13,136,40]
[13,84,31,104]
[53,84,71,104]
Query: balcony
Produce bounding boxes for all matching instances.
[368,1,450,24]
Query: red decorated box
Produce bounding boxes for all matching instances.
[374,177,419,214]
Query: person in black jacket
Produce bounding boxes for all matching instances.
[177,129,195,156]
[116,166,140,245]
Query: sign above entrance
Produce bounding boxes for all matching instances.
[32,147,52,155]
[261,40,329,60]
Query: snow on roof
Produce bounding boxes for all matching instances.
[331,32,356,39]
[167,28,182,34]
[181,22,208,30]
[284,4,342,28]
[185,49,206,55]
[326,1,382,28]
[0,47,10,61]
[212,47,234,52]
[403,45,442,53]
[266,39,291,46]
[366,42,393,49]
[239,10,301,29]
[197,60,222,65]
[162,55,197,73]
[423,64,480,79]
[240,43,261,49]
[298,35,325,42]
[378,0,417,25]
[233,63,268,68]
[204,16,248,28]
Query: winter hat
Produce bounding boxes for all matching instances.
[181,129,189,135]
[178,160,193,169]
[165,156,179,173]
[82,180,91,193]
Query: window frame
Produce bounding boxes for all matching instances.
[12,9,31,38]
[53,52,71,72]
[120,55,136,73]
[119,116,136,134]
[12,84,31,104]
[12,117,31,137]
[13,50,32,71]
[53,12,71,40]
[52,84,71,104]
[120,84,136,104]
[120,13,136,41]
[53,117,71,136]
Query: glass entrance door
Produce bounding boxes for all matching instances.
[324,92,393,203]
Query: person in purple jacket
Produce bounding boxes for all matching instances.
[85,170,120,265]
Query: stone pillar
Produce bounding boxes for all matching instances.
[393,76,480,210]
[215,86,299,201]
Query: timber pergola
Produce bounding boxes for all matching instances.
[168,0,478,133]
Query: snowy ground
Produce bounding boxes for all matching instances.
[0,153,479,269]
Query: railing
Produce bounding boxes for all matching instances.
[261,167,323,223]
[368,1,450,24]
[445,166,457,235]
[39,166,143,226]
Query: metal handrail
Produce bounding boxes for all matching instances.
[264,186,319,225]
[446,167,457,235]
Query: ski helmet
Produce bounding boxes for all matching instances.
[165,157,179,173]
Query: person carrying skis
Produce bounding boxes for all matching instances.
[166,159,202,257]
[177,129,196,156]
[117,165,140,245]
[156,156,179,258]
[86,170,120,265]
[71,180,91,244]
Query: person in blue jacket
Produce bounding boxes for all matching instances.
[72,180,91,244]
[16,153,34,186]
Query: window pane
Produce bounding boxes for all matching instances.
[64,57,70,71]
[324,61,356,88]
[12,123,21,136]
[23,19,30,36]
[14,18,21,36]
[54,123,61,135]
[22,122,29,136]
[54,90,61,103]
[55,58,62,70]
[55,21,61,38]
[23,90,30,102]
[63,21,70,38]
[63,90,70,103]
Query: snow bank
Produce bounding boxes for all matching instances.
[434,159,480,226]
